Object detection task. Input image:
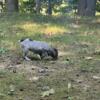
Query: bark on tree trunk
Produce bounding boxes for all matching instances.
[35,0,41,14]
[47,0,52,15]
[78,0,97,16]
[6,0,18,12]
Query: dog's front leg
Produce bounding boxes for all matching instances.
[23,49,31,61]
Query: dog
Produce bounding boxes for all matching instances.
[19,38,58,60]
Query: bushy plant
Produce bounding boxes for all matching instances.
[96,0,100,12]
[0,47,8,54]
[19,0,35,13]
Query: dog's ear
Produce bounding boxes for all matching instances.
[29,38,33,41]
[19,38,25,42]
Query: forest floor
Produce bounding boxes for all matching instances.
[0,13,100,100]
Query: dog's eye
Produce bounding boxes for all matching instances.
[29,39,32,41]
[20,39,25,42]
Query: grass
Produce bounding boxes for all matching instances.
[0,13,100,100]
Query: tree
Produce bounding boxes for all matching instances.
[47,0,52,15]
[46,0,62,15]
[0,1,3,12]
[0,0,5,12]
[35,0,41,14]
[6,0,19,12]
[78,0,97,16]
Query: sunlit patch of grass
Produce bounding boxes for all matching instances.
[96,12,100,16]
[19,22,42,33]
[15,21,67,37]
[43,26,66,34]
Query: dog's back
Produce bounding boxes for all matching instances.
[20,38,51,50]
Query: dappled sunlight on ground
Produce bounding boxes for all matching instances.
[18,22,42,33]
[43,26,66,34]
[59,51,75,57]
[70,23,81,29]
[15,21,67,36]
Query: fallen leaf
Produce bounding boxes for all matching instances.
[41,88,55,97]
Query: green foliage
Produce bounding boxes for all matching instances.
[0,0,99,14]
[0,47,8,54]
[42,0,62,4]
[67,96,73,100]
[19,0,63,14]
[41,0,63,14]
[19,0,35,13]
[96,0,100,12]
[67,0,78,9]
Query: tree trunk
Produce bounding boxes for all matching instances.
[47,0,52,15]
[6,0,18,12]
[78,0,97,16]
[35,0,41,14]
[0,1,3,12]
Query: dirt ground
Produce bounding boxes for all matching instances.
[0,43,100,100]
[0,14,100,100]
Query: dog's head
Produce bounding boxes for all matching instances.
[18,38,32,43]
[53,48,58,60]
[49,48,58,60]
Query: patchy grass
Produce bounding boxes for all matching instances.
[0,13,100,100]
